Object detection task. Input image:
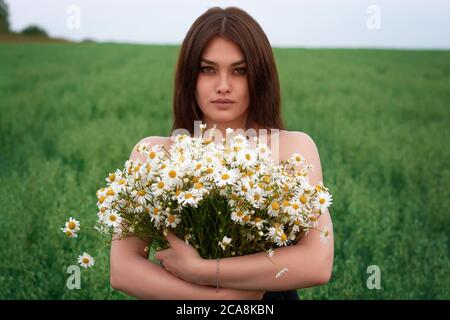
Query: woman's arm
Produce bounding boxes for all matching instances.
[194,208,333,291]
[110,235,264,299]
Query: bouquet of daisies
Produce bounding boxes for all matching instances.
[95,125,332,276]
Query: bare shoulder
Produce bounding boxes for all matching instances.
[279,130,323,185]
[129,136,171,162]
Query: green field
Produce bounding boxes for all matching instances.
[0,42,449,299]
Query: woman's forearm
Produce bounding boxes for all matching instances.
[197,244,330,291]
[195,211,334,291]
[111,254,231,300]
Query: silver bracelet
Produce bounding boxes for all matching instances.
[215,258,220,292]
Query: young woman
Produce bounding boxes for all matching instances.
[110,6,334,300]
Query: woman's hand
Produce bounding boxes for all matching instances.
[154,232,204,284]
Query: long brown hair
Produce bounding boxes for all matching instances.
[171,6,284,135]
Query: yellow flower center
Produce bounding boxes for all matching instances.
[300,195,307,204]
[196,163,202,170]
[319,198,326,205]
[245,153,251,161]
[237,211,244,217]
[109,215,117,222]
[168,215,175,223]
[169,170,177,178]
[106,189,115,196]
[292,203,299,210]
[68,221,76,230]
[253,194,260,201]
[271,202,280,210]
[149,151,156,159]
[206,168,214,174]
[221,173,230,180]
[66,230,73,237]
[175,189,181,196]
[243,215,250,222]
[82,258,90,264]
[184,193,193,199]
[194,183,203,189]
[234,146,241,152]
[157,181,165,188]
[281,233,287,241]
[134,166,140,173]
[119,179,125,185]
[153,207,160,215]
[109,173,116,182]
[138,190,146,196]
[98,196,106,204]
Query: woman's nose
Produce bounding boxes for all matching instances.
[216,74,231,93]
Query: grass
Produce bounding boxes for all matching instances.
[0,42,449,299]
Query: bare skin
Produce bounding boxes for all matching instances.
[110,36,334,299]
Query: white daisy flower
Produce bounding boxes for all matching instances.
[245,186,265,208]
[252,217,266,230]
[230,208,249,224]
[104,211,122,228]
[231,134,250,150]
[151,179,170,196]
[296,189,313,207]
[320,225,332,243]
[110,177,128,193]
[65,217,80,232]
[267,248,275,258]
[131,187,152,205]
[77,252,95,269]
[290,153,305,167]
[161,165,183,188]
[176,190,200,207]
[273,231,289,246]
[146,205,163,225]
[144,144,165,164]
[257,143,272,159]
[267,201,281,217]
[275,267,289,278]
[218,236,233,251]
[285,200,303,217]
[215,168,238,188]
[106,169,122,184]
[313,192,333,213]
[61,227,77,238]
[165,213,181,228]
[235,149,257,170]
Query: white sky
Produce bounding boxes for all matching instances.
[7,0,450,49]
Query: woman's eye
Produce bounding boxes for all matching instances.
[200,66,214,73]
[234,68,247,75]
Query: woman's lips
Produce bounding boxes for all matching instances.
[212,101,234,110]
[211,99,234,110]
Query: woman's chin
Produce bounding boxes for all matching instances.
[204,112,237,124]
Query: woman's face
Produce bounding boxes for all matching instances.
[195,36,250,127]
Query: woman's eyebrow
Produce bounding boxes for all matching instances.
[201,58,246,66]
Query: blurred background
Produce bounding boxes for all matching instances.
[0,0,449,299]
